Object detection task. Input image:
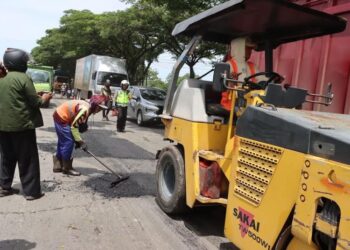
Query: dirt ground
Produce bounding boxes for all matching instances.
[0,97,235,250]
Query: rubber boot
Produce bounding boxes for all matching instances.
[53,154,63,173]
[68,158,81,176]
[62,159,81,176]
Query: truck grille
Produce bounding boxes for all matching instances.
[234,138,283,206]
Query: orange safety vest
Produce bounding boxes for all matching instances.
[220,91,232,111]
[221,59,257,111]
[227,58,256,82]
[56,100,89,124]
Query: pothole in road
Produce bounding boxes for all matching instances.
[83,173,155,199]
[41,179,62,192]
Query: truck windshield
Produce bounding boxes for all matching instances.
[140,89,166,101]
[97,72,127,87]
[26,69,51,83]
[55,76,69,83]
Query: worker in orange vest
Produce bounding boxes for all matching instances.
[52,95,107,176]
[220,37,261,111]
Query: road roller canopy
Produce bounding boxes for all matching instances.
[172,0,346,50]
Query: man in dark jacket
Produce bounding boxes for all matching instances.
[0,48,52,200]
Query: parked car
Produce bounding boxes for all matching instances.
[127,86,166,126]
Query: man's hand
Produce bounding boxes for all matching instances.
[231,72,242,80]
[41,92,53,104]
[77,141,88,151]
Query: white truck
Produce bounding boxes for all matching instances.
[74,54,128,99]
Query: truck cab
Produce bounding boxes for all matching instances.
[26,64,54,107]
[74,55,128,99]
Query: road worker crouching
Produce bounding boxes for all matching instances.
[52,95,107,176]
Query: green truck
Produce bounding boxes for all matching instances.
[26,64,54,107]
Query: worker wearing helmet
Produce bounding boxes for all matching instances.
[0,48,52,200]
[114,80,132,132]
[52,95,107,175]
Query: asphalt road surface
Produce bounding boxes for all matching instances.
[0,97,235,250]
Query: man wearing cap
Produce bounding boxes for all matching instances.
[52,95,107,176]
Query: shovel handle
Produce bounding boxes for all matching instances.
[85,149,122,178]
[110,176,129,188]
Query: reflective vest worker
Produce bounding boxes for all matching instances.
[114,80,132,132]
[221,37,261,111]
[115,80,131,107]
[52,95,107,175]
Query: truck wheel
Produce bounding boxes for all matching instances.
[137,110,144,126]
[156,145,187,214]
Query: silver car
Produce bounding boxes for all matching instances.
[127,87,166,126]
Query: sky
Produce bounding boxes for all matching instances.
[0,0,212,81]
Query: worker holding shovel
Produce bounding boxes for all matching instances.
[52,95,107,176]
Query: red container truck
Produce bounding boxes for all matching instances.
[252,0,350,114]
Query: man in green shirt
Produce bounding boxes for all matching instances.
[0,48,52,200]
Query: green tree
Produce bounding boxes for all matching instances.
[97,3,167,84]
[145,69,167,89]
[123,0,227,78]
[32,10,103,76]
[32,1,227,85]
[31,7,167,84]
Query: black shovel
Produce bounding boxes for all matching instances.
[84,149,129,187]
